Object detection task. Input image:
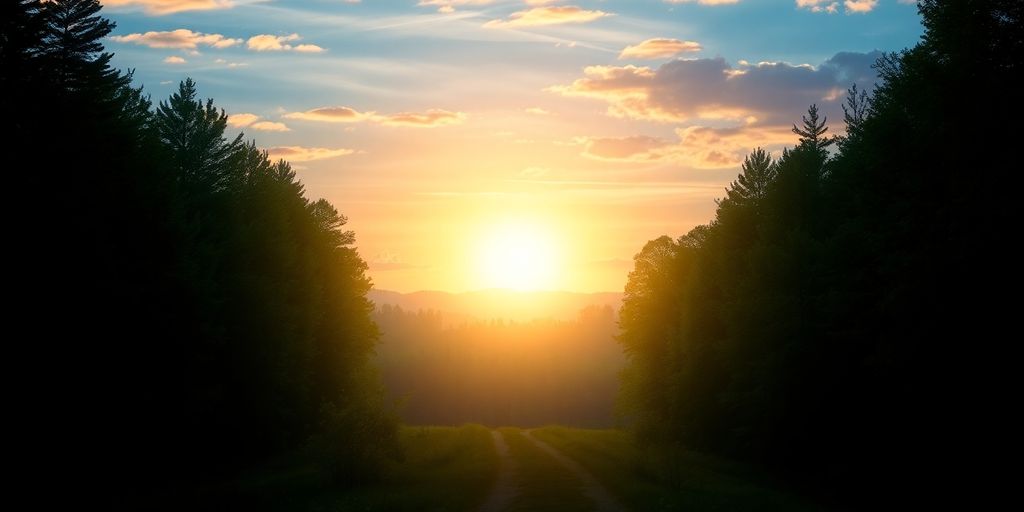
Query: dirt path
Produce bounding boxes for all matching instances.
[522,430,627,512]
[479,430,518,512]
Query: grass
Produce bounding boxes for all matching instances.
[224,424,498,511]
[498,427,593,512]
[531,426,822,512]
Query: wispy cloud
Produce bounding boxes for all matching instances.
[285,106,466,128]
[227,113,260,128]
[110,29,242,49]
[163,55,186,64]
[247,34,325,53]
[227,113,289,131]
[379,109,466,127]
[284,106,375,123]
[265,146,356,162]
[250,121,291,132]
[103,0,235,16]
[619,38,702,60]
[418,0,493,14]
[484,6,612,28]
[665,0,741,5]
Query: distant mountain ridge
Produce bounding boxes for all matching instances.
[368,289,624,324]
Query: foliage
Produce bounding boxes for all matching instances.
[618,0,1019,505]
[3,0,397,504]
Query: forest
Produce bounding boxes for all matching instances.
[3,0,1017,509]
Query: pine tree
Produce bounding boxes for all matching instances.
[792,103,835,153]
[724,147,775,206]
[37,0,122,92]
[155,78,243,192]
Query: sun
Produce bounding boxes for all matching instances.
[476,220,560,291]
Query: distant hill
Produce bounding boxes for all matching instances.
[368,289,624,324]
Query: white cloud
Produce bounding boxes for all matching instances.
[664,0,741,5]
[247,34,325,53]
[163,55,186,64]
[844,0,878,13]
[110,29,242,49]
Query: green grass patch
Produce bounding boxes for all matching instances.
[532,426,821,512]
[498,427,594,512]
[226,424,498,511]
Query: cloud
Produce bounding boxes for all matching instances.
[843,0,878,13]
[484,6,611,28]
[796,0,839,13]
[250,121,291,132]
[580,125,796,169]
[102,0,234,16]
[380,109,466,127]
[619,38,702,60]
[247,34,325,53]
[110,29,242,50]
[285,106,466,128]
[525,107,550,115]
[798,0,875,14]
[163,55,186,64]
[284,106,375,123]
[550,51,883,125]
[264,146,356,162]
[665,0,741,5]
[227,113,260,128]
[417,0,492,13]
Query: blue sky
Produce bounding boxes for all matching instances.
[102,0,924,292]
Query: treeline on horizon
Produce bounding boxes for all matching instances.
[3,0,398,503]
[375,304,622,428]
[617,0,1018,505]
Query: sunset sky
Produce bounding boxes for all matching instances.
[103,0,922,292]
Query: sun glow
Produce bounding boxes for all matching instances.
[476,220,560,291]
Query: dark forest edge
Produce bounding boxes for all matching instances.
[618,0,1017,507]
[4,0,398,506]
[3,0,1017,509]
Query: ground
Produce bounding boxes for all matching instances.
[224,425,820,511]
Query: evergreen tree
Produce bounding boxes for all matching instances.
[37,0,122,92]
[723,147,775,207]
[791,103,834,154]
[155,79,243,193]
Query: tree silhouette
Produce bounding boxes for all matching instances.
[155,79,243,192]
[723,147,775,207]
[792,103,834,154]
[38,0,120,91]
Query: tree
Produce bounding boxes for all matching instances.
[841,84,870,139]
[37,0,122,92]
[155,78,243,192]
[792,103,834,154]
[722,147,775,207]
